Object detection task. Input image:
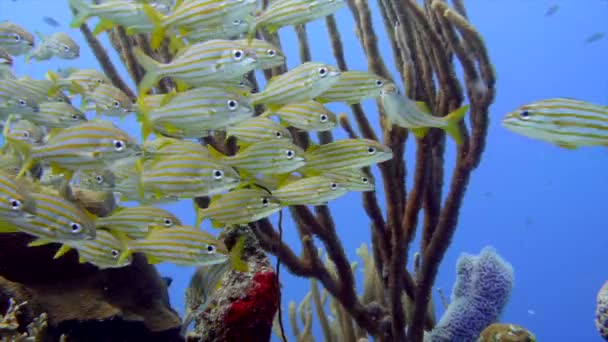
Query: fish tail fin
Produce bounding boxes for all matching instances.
[194,206,205,227]
[142,3,167,49]
[443,104,470,145]
[137,96,153,140]
[68,0,91,28]
[133,47,163,97]
[230,236,249,272]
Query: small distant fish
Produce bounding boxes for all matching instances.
[324,169,375,192]
[82,83,134,118]
[261,100,338,132]
[22,101,87,128]
[584,32,606,44]
[527,309,536,316]
[316,70,389,105]
[25,31,80,63]
[545,4,559,17]
[46,68,111,94]
[0,21,35,56]
[178,16,254,45]
[502,97,608,149]
[43,16,62,28]
[142,137,209,160]
[225,116,293,146]
[272,175,350,206]
[235,39,285,70]
[195,187,282,227]
[52,229,132,269]
[96,205,182,239]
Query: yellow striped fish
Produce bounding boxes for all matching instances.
[235,39,285,70]
[83,83,133,118]
[300,139,393,175]
[46,68,111,95]
[324,168,374,192]
[138,152,241,199]
[261,100,337,132]
[251,62,341,109]
[15,120,142,181]
[52,229,132,269]
[2,119,44,149]
[251,0,346,38]
[195,188,282,227]
[226,116,293,146]
[143,137,209,160]
[23,102,87,128]
[0,79,41,117]
[138,87,254,139]
[0,48,11,67]
[96,205,182,239]
[69,0,154,35]
[380,83,469,145]
[17,76,71,103]
[316,70,389,104]
[272,175,349,206]
[142,0,258,48]
[26,31,80,63]
[0,171,37,225]
[179,16,254,44]
[502,98,608,149]
[133,40,257,96]
[73,169,116,192]
[120,225,229,266]
[0,21,34,56]
[182,260,232,335]
[210,139,306,176]
[12,190,96,243]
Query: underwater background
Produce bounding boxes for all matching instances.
[0,0,606,340]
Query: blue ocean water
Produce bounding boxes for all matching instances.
[0,0,606,340]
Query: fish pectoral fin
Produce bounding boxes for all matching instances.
[92,18,115,36]
[411,127,429,139]
[145,255,163,264]
[78,255,87,264]
[210,219,224,229]
[555,141,577,149]
[28,238,53,247]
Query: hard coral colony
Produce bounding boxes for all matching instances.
[0,0,553,341]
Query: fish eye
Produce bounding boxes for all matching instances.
[267,49,276,57]
[9,198,21,210]
[22,131,30,139]
[362,177,369,184]
[233,19,242,25]
[375,80,383,86]
[96,78,103,84]
[113,100,121,108]
[72,114,80,120]
[111,249,119,259]
[261,197,269,206]
[285,149,295,159]
[213,169,224,180]
[330,182,338,190]
[520,110,531,120]
[163,218,173,226]
[70,222,82,233]
[18,99,26,106]
[319,114,328,122]
[63,46,70,52]
[275,131,282,138]
[367,147,376,154]
[13,34,21,42]
[318,67,328,77]
[113,139,125,151]
[206,245,216,253]
[95,175,104,184]
[227,99,239,111]
[233,49,244,60]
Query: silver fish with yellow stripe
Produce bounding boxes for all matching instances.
[300,139,393,175]
[134,40,257,96]
[2,119,45,149]
[143,0,258,49]
[17,76,71,103]
[138,87,254,139]
[96,205,182,239]
[83,83,133,118]
[226,116,293,146]
[502,97,608,149]
[25,31,80,63]
[12,190,96,243]
[178,16,254,44]
[23,101,87,128]
[0,21,34,56]
[138,152,241,199]
[324,168,374,192]
[120,225,229,266]
[195,187,282,227]
[16,119,142,181]
[52,228,132,269]
[272,175,349,206]
[251,62,341,109]
[316,70,389,104]
[380,83,469,145]
[0,171,37,226]
[210,139,306,176]
[235,38,285,70]
[0,79,40,118]
[46,68,111,95]
[143,137,209,160]
[69,0,154,35]
[261,100,337,132]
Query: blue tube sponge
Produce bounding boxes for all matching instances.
[425,246,515,342]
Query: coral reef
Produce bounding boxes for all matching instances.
[186,227,279,342]
[477,323,536,342]
[0,298,48,341]
[0,232,182,341]
[426,247,514,342]
[596,280,608,341]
